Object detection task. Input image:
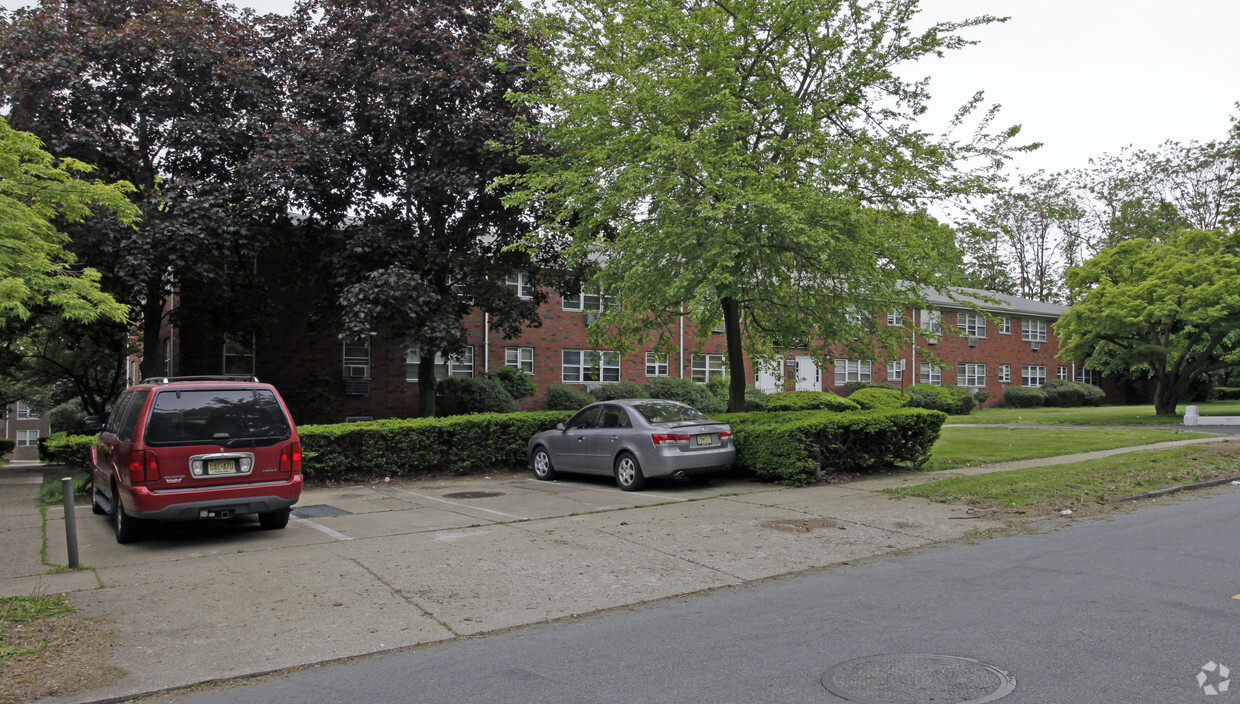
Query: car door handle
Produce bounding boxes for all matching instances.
[577,437,585,442]
[609,435,619,441]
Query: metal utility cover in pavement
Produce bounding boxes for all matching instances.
[821,654,1016,704]
[292,504,352,518]
[442,491,505,499]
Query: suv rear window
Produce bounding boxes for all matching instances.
[145,388,291,447]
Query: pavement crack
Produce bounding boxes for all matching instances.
[592,527,747,583]
[344,556,461,637]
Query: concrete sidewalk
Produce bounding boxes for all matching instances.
[2,433,1233,704]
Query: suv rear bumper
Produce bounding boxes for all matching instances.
[124,476,303,520]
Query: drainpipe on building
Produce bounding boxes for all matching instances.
[909,328,916,390]
[679,315,684,378]
[484,313,490,373]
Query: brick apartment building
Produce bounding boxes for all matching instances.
[163,270,1105,424]
[2,401,52,462]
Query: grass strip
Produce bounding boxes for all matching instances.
[0,594,77,661]
[925,426,1208,472]
[947,401,1240,426]
[887,441,1240,508]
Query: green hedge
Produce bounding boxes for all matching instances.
[1004,386,1047,408]
[300,411,573,482]
[1041,379,1106,407]
[1217,387,1240,401]
[0,438,14,457]
[590,380,647,401]
[546,384,593,410]
[38,433,95,476]
[848,387,908,410]
[904,383,974,414]
[722,408,946,486]
[765,391,860,413]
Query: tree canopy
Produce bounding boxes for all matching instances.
[1057,229,1240,416]
[504,0,1026,410]
[0,117,136,324]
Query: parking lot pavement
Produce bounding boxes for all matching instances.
[7,468,999,703]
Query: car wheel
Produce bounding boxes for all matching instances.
[614,452,646,491]
[258,507,291,530]
[112,486,146,544]
[531,446,557,481]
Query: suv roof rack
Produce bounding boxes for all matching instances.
[140,375,261,384]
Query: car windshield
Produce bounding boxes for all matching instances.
[631,401,710,424]
[145,388,291,446]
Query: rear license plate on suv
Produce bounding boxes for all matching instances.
[206,459,238,475]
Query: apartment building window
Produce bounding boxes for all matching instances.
[562,289,614,312]
[15,401,38,420]
[957,363,986,388]
[343,338,372,379]
[886,311,903,326]
[921,309,942,341]
[834,359,872,385]
[957,312,987,337]
[1022,365,1047,387]
[920,363,942,385]
[222,334,256,375]
[17,430,39,447]
[505,347,534,374]
[563,350,620,383]
[506,272,533,299]
[691,354,727,383]
[645,352,669,377]
[406,348,475,381]
[1076,368,1101,386]
[1022,318,1048,342]
[1058,365,1068,380]
[999,364,1012,383]
[887,360,904,381]
[998,316,1012,334]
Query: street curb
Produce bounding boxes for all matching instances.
[1105,475,1240,504]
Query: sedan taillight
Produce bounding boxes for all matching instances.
[127,451,160,484]
[718,430,733,439]
[651,433,691,446]
[279,442,302,474]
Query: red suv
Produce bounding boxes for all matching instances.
[86,376,303,543]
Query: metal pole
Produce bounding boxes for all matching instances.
[61,477,79,569]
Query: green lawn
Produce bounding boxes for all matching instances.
[891,441,1240,508]
[924,426,1210,472]
[948,401,1240,426]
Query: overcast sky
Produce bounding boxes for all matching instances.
[5,0,1236,177]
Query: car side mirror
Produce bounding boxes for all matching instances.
[556,423,565,431]
[82,416,104,434]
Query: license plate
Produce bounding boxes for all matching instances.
[206,459,237,475]
[697,434,713,446]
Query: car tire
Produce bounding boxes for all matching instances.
[614,452,646,491]
[259,507,291,530]
[531,446,557,481]
[113,487,146,544]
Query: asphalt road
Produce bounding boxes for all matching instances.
[149,486,1240,704]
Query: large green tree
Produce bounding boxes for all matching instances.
[0,0,284,378]
[504,0,1026,410]
[273,0,573,416]
[1057,229,1240,416]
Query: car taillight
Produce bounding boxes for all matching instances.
[127,451,160,483]
[280,442,302,474]
[718,430,733,439]
[651,433,691,446]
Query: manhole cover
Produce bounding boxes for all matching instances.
[821,654,1016,704]
[442,491,504,499]
[292,504,352,518]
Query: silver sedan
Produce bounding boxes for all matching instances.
[527,399,735,491]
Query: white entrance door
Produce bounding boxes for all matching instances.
[794,356,820,391]
[755,361,784,393]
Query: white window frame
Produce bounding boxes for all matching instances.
[957,312,987,338]
[406,347,475,381]
[998,316,1012,335]
[1076,368,1101,386]
[999,364,1012,383]
[222,334,256,376]
[957,363,986,388]
[886,311,903,326]
[887,360,903,381]
[920,362,942,385]
[834,359,872,386]
[562,350,621,384]
[645,352,669,377]
[1057,365,1068,380]
[16,429,39,446]
[505,346,534,374]
[691,354,727,384]
[561,289,614,312]
[343,337,372,379]
[506,272,533,299]
[15,401,38,421]
[1022,365,1047,387]
[1022,318,1048,342]
[921,309,942,334]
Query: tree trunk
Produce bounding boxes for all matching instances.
[418,356,437,418]
[139,286,165,380]
[1152,381,1180,416]
[722,296,746,413]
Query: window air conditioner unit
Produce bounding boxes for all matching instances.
[1031,342,1041,351]
[346,365,368,378]
[968,336,979,347]
[585,311,598,325]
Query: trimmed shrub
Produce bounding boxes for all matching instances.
[848,387,908,410]
[0,438,14,457]
[1078,383,1106,406]
[39,433,95,480]
[1041,379,1084,407]
[300,411,574,482]
[974,389,991,406]
[485,366,537,400]
[843,381,899,392]
[765,391,860,413]
[434,376,517,417]
[724,408,947,486]
[1216,387,1240,401]
[706,378,769,411]
[49,399,86,434]
[589,380,647,402]
[904,384,973,414]
[546,384,593,410]
[1004,386,1047,408]
[643,377,725,413]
